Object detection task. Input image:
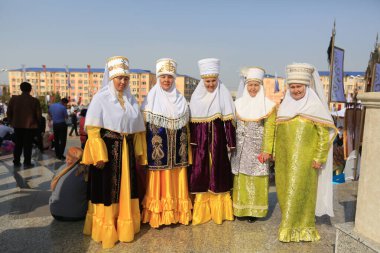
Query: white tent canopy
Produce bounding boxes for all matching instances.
[331,107,346,118]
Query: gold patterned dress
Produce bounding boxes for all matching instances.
[274,116,331,242]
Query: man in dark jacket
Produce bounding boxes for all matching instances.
[7,82,42,167]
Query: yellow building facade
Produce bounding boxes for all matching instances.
[8,68,156,105]
[8,67,199,105]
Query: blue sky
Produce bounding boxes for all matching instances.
[0,0,379,89]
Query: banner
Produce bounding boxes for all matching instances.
[331,47,346,102]
[374,63,380,92]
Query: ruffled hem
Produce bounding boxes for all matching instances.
[278,227,321,242]
[142,197,192,228]
[192,192,234,225]
[83,201,93,235]
[117,218,138,243]
[83,202,140,249]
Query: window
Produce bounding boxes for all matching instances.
[61,80,65,84]
[94,81,97,84]
[71,74,75,77]
[84,80,88,84]
[78,80,83,84]
[79,74,83,77]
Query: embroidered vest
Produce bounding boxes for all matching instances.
[146,123,188,170]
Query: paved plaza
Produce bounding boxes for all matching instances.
[0,136,358,253]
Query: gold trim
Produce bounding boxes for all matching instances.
[108,63,129,72]
[190,113,234,123]
[201,73,219,79]
[276,115,338,145]
[157,60,176,74]
[236,107,276,122]
[109,73,130,80]
[245,78,263,84]
[276,115,337,132]
[107,56,129,62]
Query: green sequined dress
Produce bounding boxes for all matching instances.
[274,116,330,242]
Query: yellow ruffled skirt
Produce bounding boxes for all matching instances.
[192,192,234,225]
[142,167,192,228]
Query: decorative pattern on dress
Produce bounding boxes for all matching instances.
[146,123,188,170]
[103,130,124,203]
[151,125,165,166]
[231,119,269,176]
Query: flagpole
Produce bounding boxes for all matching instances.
[328,20,336,106]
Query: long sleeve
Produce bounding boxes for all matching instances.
[224,119,236,148]
[81,126,108,165]
[133,131,147,165]
[313,124,331,164]
[262,109,277,154]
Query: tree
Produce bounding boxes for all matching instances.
[0,87,11,104]
[38,96,48,113]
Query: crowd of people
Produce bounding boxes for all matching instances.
[6,56,337,249]
[46,56,337,249]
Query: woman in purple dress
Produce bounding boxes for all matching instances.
[189,58,236,225]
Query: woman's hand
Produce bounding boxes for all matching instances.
[261,152,272,162]
[312,160,323,169]
[95,161,105,169]
[227,146,236,152]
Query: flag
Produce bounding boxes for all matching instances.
[274,72,280,93]
[66,66,71,89]
[327,35,333,65]
[78,96,82,105]
[374,63,380,92]
[330,46,346,102]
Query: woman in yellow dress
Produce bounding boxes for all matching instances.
[141,58,192,228]
[274,63,336,242]
[82,56,146,248]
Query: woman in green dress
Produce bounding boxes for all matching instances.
[274,63,336,242]
[231,67,276,223]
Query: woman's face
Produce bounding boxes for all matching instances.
[113,76,130,92]
[289,83,306,100]
[246,81,261,97]
[204,77,218,93]
[159,75,174,91]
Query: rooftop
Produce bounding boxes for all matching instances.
[10,68,152,74]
